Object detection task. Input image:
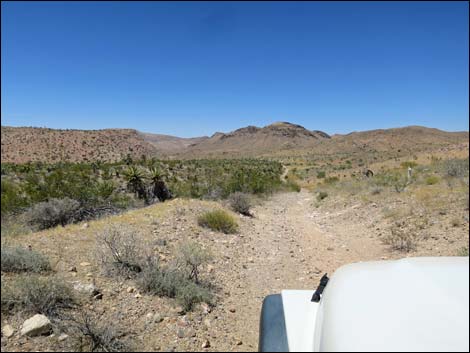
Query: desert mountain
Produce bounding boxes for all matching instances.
[1,126,157,164]
[1,123,468,164]
[177,122,331,158]
[140,132,209,156]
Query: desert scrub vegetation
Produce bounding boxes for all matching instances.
[383,220,420,252]
[198,209,239,234]
[96,226,214,312]
[1,246,51,273]
[58,310,131,352]
[229,192,252,216]
[25,197,80,230]
[1,158,284,230]
[1,275,75,316]
[95,225,151,277]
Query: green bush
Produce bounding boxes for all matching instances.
[425,175,440,185]
[198,210,238,234]
[229,192,252,216]
[1,246,51,273]
[25,197,80,230]
[316,171,326,179]
[324,176,339,184]
[1,179,28,215]
[400,161,418,169]
[1,275,75,316]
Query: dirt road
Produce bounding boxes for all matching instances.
[221,189,389,351]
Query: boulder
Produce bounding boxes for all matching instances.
[20,314,52,337]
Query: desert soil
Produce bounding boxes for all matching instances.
[2,189,468,352]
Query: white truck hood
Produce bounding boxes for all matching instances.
[281,256,469,352]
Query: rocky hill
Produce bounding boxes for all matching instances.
[178,122,331,158]
[2,124,468,164]
[140,132,209,156]
[1,126,158,164]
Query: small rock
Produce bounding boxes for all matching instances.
[236,340,243,346]
[20,314,52,337]
[202,340,211,348]
[177,328,185,339]
[81,223,89,229]
[134,293,142,299]
[229,308,236,313]
[68,266,77,272]
[79,262,91,267]
[86,273,93,277]
[73,282,100,297]
[58,333,69,341]
[2,324,14,338]
[200,303,211,314]
[127,286,135,293]
[93,293,103,300]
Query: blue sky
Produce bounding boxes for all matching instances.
[1,1,468,137]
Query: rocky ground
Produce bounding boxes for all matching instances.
[1,188,468,352]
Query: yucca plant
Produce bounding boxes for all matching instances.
[124,166,147,201]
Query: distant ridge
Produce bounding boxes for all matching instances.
[1,123,468,163]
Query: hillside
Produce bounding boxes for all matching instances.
[1,127,157,164]
[140,132,209,156]
[2,124,468,164]
[178,122,331,158]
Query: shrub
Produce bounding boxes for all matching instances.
[1,246,51,273]
[285,180,301,192]
[137,265,213,312]
[25,198,80,230]
[324,176,339,184]
[176,280,213,312]
[1,179,28,215]
[316,171,326,179]
[198,210,238,234]
[59,310,130,352]
[370,187,382,195]
[1,275,75,316]
[229,192,252,216]
[441,158,469,178]
[457,246,469,256]
[425,175,440,185]
[177,242,212,284]
[95,225,150,278]
[400,161,418,169]
[317,191,328,201]
[383,222,417,252]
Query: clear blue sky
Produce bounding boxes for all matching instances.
[2,1,468,137]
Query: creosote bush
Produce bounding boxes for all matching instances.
[95,225,150,278]
[26,197,80,230]
[229,192,252,216]
[198,210,238,234]
[1,246,51,273]
[1,275,75,316]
